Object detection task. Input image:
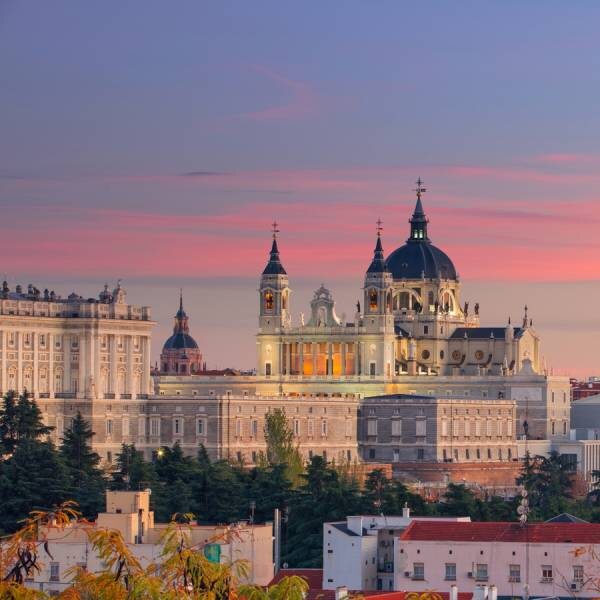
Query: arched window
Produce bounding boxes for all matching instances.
[428,291,434,307]
[369,289,378,310]
[264,291,274,311]
[386,291,392,312]
[282,291,288,310]
[400,292,410,309]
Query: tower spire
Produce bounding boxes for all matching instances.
[409,177,430,242]
[263,221,287,275]
[367,218,387,273]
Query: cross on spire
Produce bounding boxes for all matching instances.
[414,177,427,200]
[376,218,383,237]
[271,220,280,239]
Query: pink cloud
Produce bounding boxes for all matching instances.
[235,65,320,122]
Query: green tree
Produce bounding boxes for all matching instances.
[112,443,158,491]
[60,412,106,518]
[263,408,304,486]
[440,483,488,520]
[0,439,69,533]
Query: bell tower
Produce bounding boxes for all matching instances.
[362,220,395,378]
[257,222,290,377]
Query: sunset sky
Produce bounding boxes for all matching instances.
[1,2,599,375]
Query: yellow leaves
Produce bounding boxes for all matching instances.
[406,592,444,600]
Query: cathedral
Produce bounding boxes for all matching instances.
[0,181,573,482]
[257,180,540,381]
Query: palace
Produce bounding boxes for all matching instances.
[0,182,572,481]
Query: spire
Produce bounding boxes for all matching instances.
[262,221,287,275]
[173,290,189,334]
[522,305,529,329]
[367,218,388,274]
[408,177,430,242]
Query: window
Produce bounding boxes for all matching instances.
[265,362,272,376]
[507,420,512,436]
[417,448,424,460]
[235,419,242,437]
[368,448,376,459]
[416,419,426,437]
[465,449,470,460]
[264,291,274,310]
[475,564,488,581]
[486,419,493,436]
[573,565,584,583]
[452,420,459,437]
[197,418,205,436]
[541,565,553,582]
[413,563,424,580]
[551,421,555,435]
[150,418,160,437]
[251,419,258,437]
[321,420,328,437]
[563,421,567,435]
[293,419,300,436]
[441,420,448,437]
[424,326,429,335]
[393,448,400,462]
[173,418,182,435]
[391,419,402,436]
[106,419,113,436]
[476,448,481,459]
[509,564,521,582]
[487,448,492,459]
[369,362,376,376]
[107,451,112,463]
[50,562,60,582]
[367,419,378,436]
[369,289,378,310]
[475,420,482,436]
[122,417,129,436]
[445,563,456,581]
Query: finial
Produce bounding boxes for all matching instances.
[376,218,383,237]
[414,177,427,200]
[271,220,280,240]
[179,288,183,311]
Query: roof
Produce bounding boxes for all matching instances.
[162,332,199,350]
[262,238,287,275]
[545,513,589,524]
[450,327,524,340]
[268,570,471,600]
[386,241,456,281]
[400,521,600,544]
[572,393,600,405]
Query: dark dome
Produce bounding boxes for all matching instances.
[386,241,457,280]
[162,332,199,351]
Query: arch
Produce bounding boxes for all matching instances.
[438,287,456,313]
[263,290,274,311]
[393,288,422,311]
[368,288,378,311]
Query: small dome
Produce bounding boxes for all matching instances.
[386,242,457,280]
[162,332,199,351]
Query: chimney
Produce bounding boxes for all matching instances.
[482,585,489,599]
[402,502,410,519]
[335,586,349,600]
[489,585,498,600]
[450,585,458,600]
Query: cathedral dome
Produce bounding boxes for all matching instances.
[162,332,199,351]
[385,179,457,281]
[386,242,457,280]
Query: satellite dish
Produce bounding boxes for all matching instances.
[521,498,529,507]
[521,490,528,498]
[517,505,526,515]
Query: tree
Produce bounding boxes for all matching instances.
[60,412,106,518]
[112,443,158,491]
[0,439,69,533]
[0,391,52,457]
[263,408,304,486]
[439,483,488,520]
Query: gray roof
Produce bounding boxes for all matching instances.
[545,513,589,524]
[450,327,524,340]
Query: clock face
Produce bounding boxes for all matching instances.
[452,350,462,361]
[421,349,430,360]
[475,350,485,360]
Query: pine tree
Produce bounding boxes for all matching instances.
[60,412,106,518]
[0,390,19,456]
[0,439,69,533]
[15,391,52,442]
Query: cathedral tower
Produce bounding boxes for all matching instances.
[257,223,290,377]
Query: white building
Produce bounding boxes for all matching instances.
[25,490,274,595]
[323,509,471,593]
[396,520,600,598]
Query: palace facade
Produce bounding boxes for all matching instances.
[0,184,571,476]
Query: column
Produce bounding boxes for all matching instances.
[93,331,101,399]
[110,334,118,396]
[312,342,317,376]
[141,336,150,395]
[286,343,292,375]
[354,341,360,376]
[48,333,54,399]
[78,332,86,398]
[33,330,39,398]
[16,332,22,393]
[63,334,71,395]
[1,331,6,395]
[327,343,333,376]
[126,335,134,398]
[299,341,304,377]
[341,342,347,377]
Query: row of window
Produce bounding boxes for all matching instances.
[104,417,207,438]
[412,562,580,584]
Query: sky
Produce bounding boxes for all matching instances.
[1,1,599,376]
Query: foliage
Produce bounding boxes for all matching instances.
[263,408,304,486]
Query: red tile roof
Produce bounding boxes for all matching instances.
[400,521,600,544]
